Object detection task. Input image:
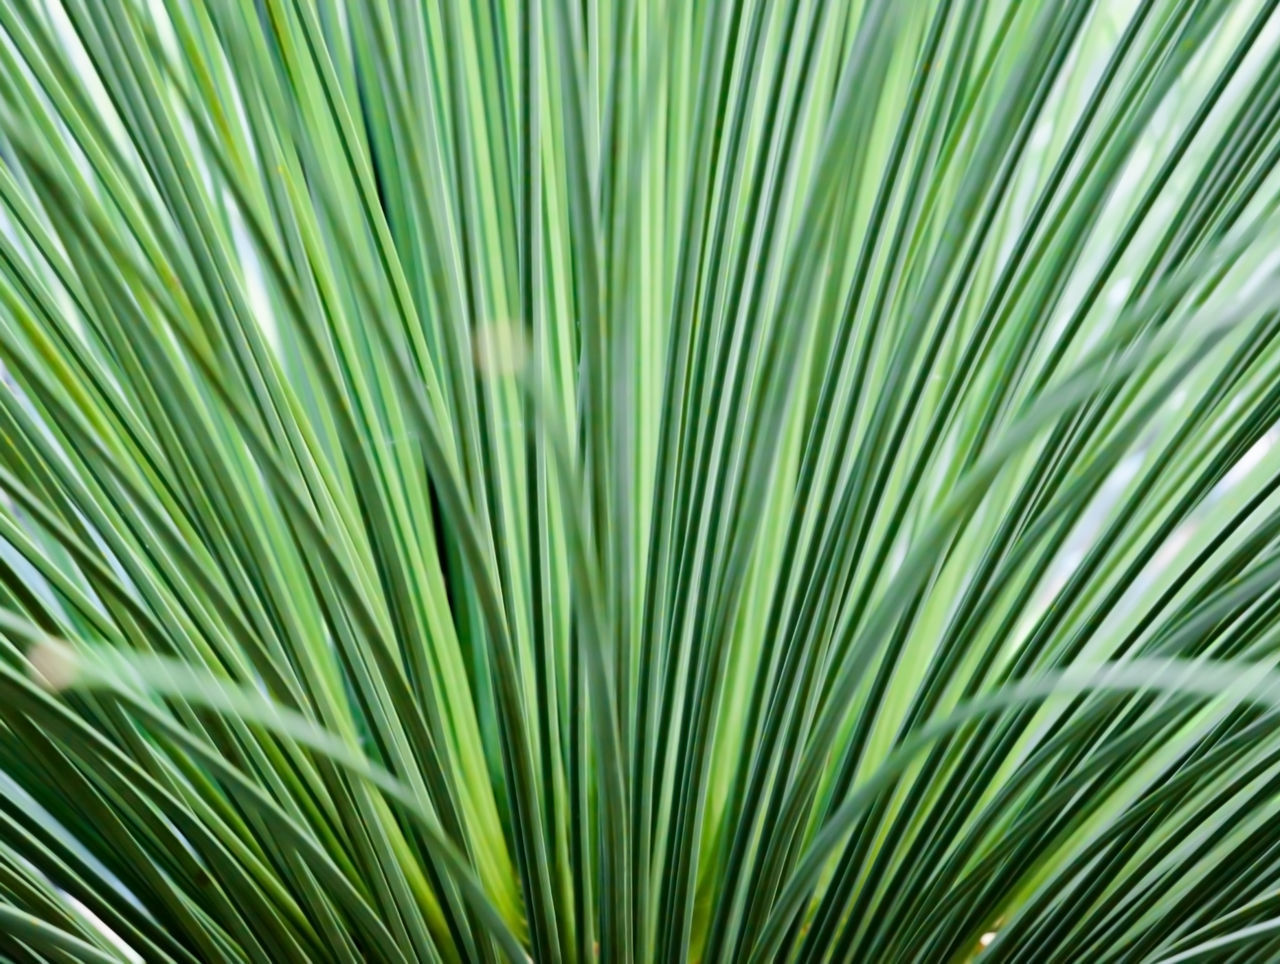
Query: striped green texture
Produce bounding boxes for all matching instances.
[1,0,1280,961]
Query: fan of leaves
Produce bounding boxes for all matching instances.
[1,0,1280,961]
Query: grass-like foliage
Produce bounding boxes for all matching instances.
[3,0,1280,960]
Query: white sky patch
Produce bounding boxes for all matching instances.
[1106,276,1133,311]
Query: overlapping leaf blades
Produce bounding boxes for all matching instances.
[1,0,1280,961]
